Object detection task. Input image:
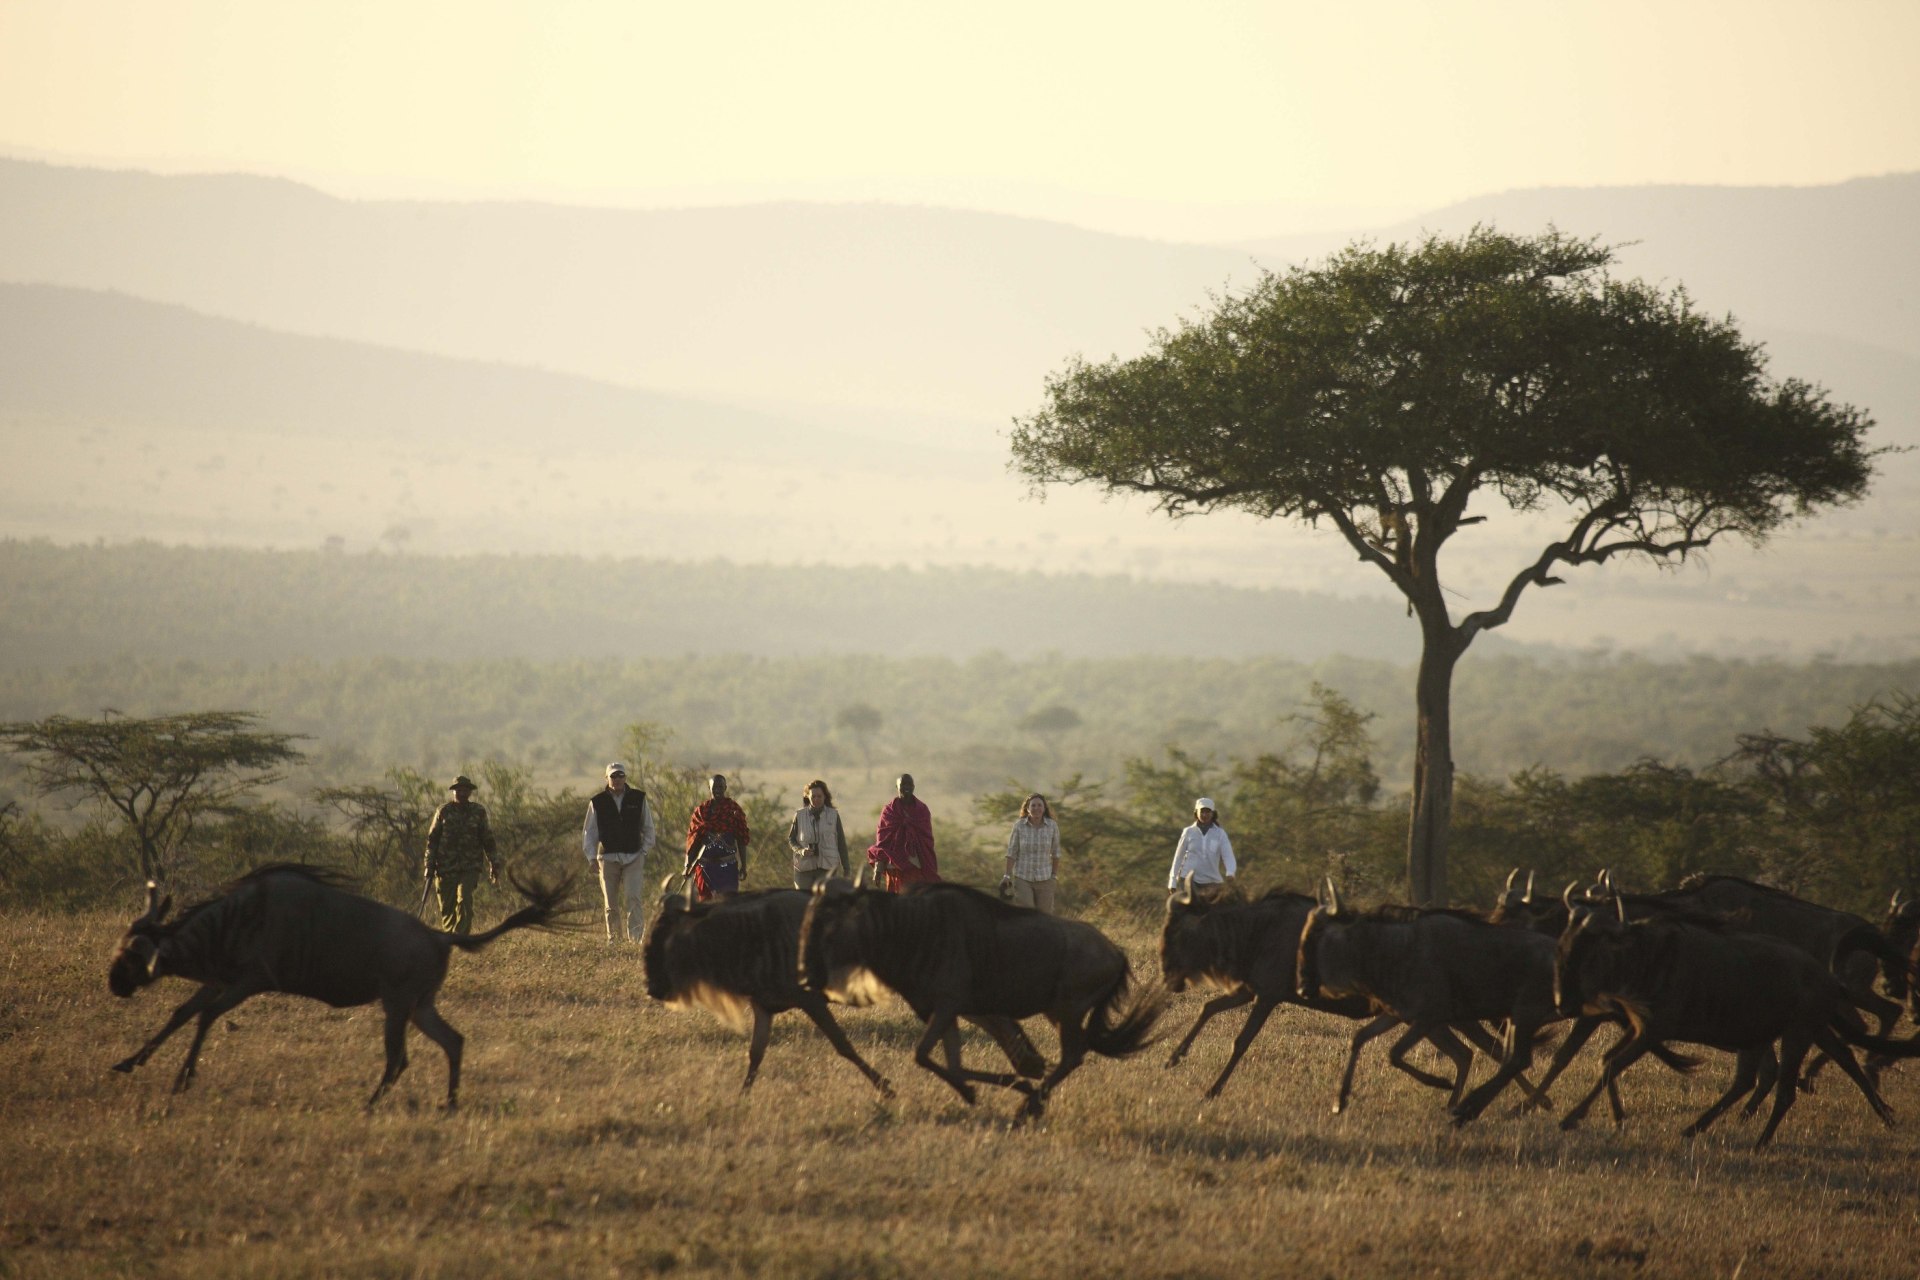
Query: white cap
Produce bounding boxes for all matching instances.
[1195,797,1216,812]
[606,762,629,777]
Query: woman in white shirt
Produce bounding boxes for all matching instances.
[1167,797,1237,898]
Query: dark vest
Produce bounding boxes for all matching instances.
[591,788,648,854]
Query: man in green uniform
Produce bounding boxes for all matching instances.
[423,774,500,935]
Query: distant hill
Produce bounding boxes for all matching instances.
[0,538,1451,665]
[1236,174,1920,363]
[0,157,1265,423]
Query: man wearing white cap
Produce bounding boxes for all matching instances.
[584,762,655,943]
[1168,797,1237,898]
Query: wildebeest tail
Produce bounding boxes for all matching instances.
[1085,967,1167,1060]
[1834,1016,1920,1057]
[450,871,580,951]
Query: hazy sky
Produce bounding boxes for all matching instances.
[3,0,1917,240]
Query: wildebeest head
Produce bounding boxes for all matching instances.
[796,883,888,1006]
[1552,896,1632,1018]
[1160,874,1218,994]
[1294,878,1353,1001]
[641,876,697,1002]
[107,881,173,998]
[1888,889,1919,948]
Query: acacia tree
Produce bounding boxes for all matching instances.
[1011,229,1876,903]
[0,710,305,883]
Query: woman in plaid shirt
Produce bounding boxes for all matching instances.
[1000,793,1062,914]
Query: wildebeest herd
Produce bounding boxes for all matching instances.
[106,863,1920,1148]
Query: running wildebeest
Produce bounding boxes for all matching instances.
[1589,870,1915,1086]
[107,863,571,1107]
[798,881,1163,1121]
[1552,905,1920,1148]
[1296,888,1559,1125]
[642,880,1044,1097]
[1161,878,1534,1111]
[1488,872,1719,1113]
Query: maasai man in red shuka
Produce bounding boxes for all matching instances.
[683,774,751,901]
[867,773,938,893]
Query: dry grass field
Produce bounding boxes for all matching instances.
[4,901,1919,1279]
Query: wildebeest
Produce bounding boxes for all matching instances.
[107,863,572,1107]
[642,880,1044,1097]
[798,881,1163,1121]
[1590,870,1914,1086]
[1296,891,1559,1125]
[1552,906,1920,1148]
[1162,879,1532,1111]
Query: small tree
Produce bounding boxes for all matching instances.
[1013,228,1877,903]
[835,703,885,781]
[0,710,305,884]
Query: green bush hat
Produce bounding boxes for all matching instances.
[449,775,477,792]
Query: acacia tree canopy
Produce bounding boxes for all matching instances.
[0,710,305,884]
[1011,228,1877,903]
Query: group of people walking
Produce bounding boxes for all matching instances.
[423,763,1240,942]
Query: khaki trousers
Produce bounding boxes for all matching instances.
[1010,876,1057,915]
[433,869,481,935]
[597,855,644,941]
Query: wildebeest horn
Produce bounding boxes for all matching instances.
[1600,867,1615,891]
[1504,867,1519,894]
[1325,877,1343,916]
[1523,870,1536,903]
[1562,881,1579,912]
[1893,889,1908,911]
[1614,893,1628,924]
[1176,872,1195,906]
[136,880,168,925]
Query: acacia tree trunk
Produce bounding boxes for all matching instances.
[1407,627,1466,906]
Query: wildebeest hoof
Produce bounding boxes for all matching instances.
[1558,1116,1581,1132]
[111,1059,136,1074]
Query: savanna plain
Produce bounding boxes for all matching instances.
[4,903,1918,1280]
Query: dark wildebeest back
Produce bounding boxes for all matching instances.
[1297,900,1560,1124]
[799,882,1163,1121]
[1552,909,1920,1148]
[107,863,572,1107]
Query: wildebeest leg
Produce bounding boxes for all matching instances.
[366,997,413,1108]
[913,1013,978,1105]
[1452,1020,1540,1125]
[409,1001,465,1110]
[1683,1051,1762,1137]
[1333,1015,1400,1114]
[1455,1021,1547,1109]
[1754,1034,1812,1149]
[1809,1028,1894,1128]
[742,1002,773,1093]
[1167,989,1256,1068]
[1742,1046,1781,1117]
[113,983,222,1074]
[170,984,261,1093]
[1514,1014,1604,1111]
[797,996,894,1099]
[1203,993,1280,1100]
[1559,1036,1652,1133]
[1016,1016,1091,1124]
[1386,1023,1467,1103]
[962,1016,1046,1084]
